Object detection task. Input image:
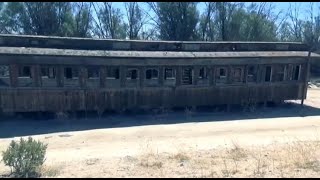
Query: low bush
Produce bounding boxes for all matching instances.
[2,137,47,178]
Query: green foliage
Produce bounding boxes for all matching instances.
[92,2,127,39]
[0,2,91,37]
[0,2,25,34]
[125,2,145,40]
[152,2,199,41]
[70,2,92,38]
[2,137,48,178]
[0,1,319,50]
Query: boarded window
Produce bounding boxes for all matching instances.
[164,68,175,79]
[88,66,100,79]
[233,67,243,83]
[247,65,257,82]
[64,67,79,79]
[182,67,193,85]
[199,67,207,79]
[0,66,9,77]
[107,67,120,79]
[273,65,286,82]
[41,67,56,79]
[216,67,227,83]
[220,68,226,77]
[19,66,31,78]
[146,69,159,79]
[0,65,10,87]
[293,65,300,80]
[127,69,139,80]
[265,66,272,82]
[18,66,33,87]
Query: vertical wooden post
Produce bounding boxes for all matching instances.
[176,66,181,86]
[159,66,164,86]
[32,65,40,87]
[9,64,18,87]
[57,66,64,87]
[244,65,248,83]
[257,65,262,83]
[193,66,199,85]
[120,66,126,88]
[209,66,215,86]
[227,65,232,84]
[100,66,106,88]
[302,51,312,106]
[140,66,145,87]
[80,66,87,88]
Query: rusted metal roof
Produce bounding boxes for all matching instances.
[0,47,314,59]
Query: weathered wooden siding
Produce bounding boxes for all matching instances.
[0,83,304,113]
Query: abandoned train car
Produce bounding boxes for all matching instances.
[0,34,314,113]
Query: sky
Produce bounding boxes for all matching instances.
[108,2,319,34]
[112,2,319,22]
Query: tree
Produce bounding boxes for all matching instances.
[241,2,278,41]
[198,2,215,41]
[302,3,320,50]
[148,2,199,41]
[124,2,146,40]
[0,2,25,34]
[0,2,74,36]
[278,21,296,41]
[287,3,304,42]
[70,2,92,37]
[92,2,127,39]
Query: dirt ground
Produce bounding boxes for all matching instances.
[1,89,320,177]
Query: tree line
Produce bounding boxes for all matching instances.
[0,2,319,50]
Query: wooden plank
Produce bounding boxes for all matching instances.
[9,64,17,87]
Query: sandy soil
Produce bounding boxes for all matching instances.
[1,89,320,177]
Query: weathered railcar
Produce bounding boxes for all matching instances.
[0,34,315,113]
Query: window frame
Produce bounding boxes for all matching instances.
[232,67,243,83]
[198,67,208,79]
[0,65,10,77]
[64,67,79,80]
[145,68,159,80]
[18,66,32,78]
[106,67,120,80]
[216,67,228,84]
[87,66,100,79]
[41,66,56,79]
[126,68,139,80]
[264,65,272,82]
[293,64,301,81]
[164,68,176,80]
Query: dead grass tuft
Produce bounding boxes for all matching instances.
[41,165,61,177]
[171,152,190,163]
[139,153,163,169]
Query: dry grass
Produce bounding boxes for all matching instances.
[2,137,320,178]
[125,139,320,178]
[41,165,61,177]
[139,152,163,169]
[2,138,320,178]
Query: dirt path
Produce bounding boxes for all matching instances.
[1,89,320,177]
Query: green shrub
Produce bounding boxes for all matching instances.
[2,137,48,178]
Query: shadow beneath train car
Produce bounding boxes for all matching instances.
[1,102,320,138]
